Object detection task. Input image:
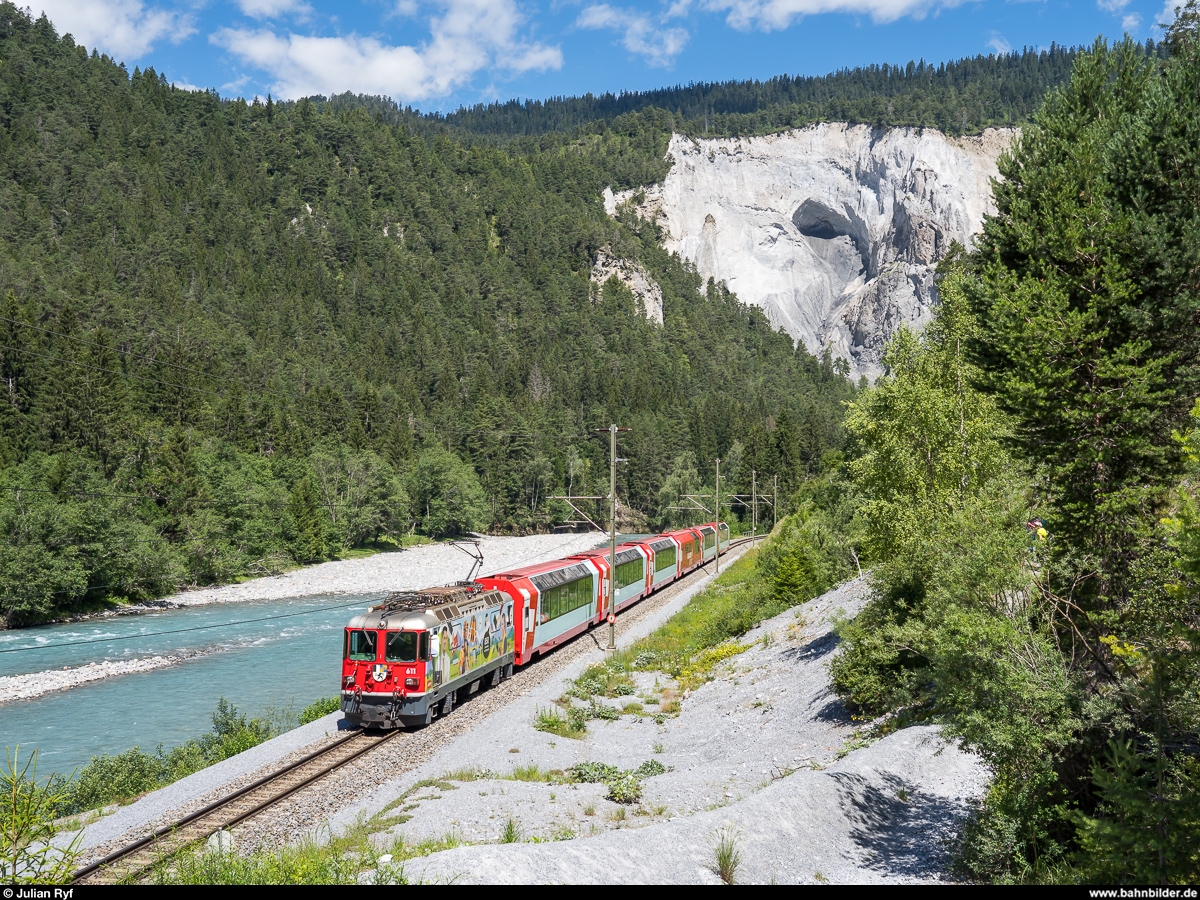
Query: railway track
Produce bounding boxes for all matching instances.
[70,729,402,884]
[69,534,764,884]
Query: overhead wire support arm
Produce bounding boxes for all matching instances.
[548,495,606,533]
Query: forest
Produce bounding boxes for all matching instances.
[307,40,1112,140]
[0,4,858,627]
[787,15,1199,884]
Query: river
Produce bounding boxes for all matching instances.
[0,592,383,776]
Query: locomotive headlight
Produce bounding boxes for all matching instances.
[404,677,419,689]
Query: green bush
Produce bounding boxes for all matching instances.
[54,698,281,815]
[299,697,342,725]
[605,772,643,804]
[568,762,618,783]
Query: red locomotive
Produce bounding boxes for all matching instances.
[340,522,730,729]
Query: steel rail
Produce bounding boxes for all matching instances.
[69,728,401,884]
[68,531,763,884]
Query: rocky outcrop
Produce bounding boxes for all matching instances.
[606,124,1015,379]
[589,248,665,325]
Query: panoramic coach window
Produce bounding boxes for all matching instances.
[616,558,644,588]
[385,631,419,663]
[542,577,592,622]
[655,546,676,572]
[346,629,377,661]
[704,531,715,550]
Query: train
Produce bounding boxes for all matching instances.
[340,522,731,729]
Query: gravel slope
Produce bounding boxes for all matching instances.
[350,576,989,884]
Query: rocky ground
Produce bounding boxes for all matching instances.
[332,574,988,885]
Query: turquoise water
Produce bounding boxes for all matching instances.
[0,593,385,776]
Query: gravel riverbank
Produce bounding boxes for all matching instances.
[163,533,606,607]
[0,651,212,703]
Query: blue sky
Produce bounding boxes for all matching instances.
[31,0,1189,113]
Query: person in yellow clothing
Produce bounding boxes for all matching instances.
[1027,518,1048,544]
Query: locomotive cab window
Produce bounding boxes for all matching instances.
[385,631,419,663]
[345,629,377,661]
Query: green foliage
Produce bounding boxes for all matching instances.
[604,772,643,805]
[711,825,742,885]
[500,817,523,843]
[1,748,82,884]
[1072,740,1200,883]
[333,43,1099,140]
[0,3,860,622]
[53,698,282,815]
[567,762,619,783]
[825,32,1200,884]
[533,706,586,739]
[968,35,1200,595]
[154,831,410,885]
[299,697,342,725]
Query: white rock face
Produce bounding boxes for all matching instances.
[607,124,1015,379]
[589,247,665,325]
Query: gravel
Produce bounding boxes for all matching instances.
[163,533,608,607]
[62,543,750,869]
[0,650,213,703]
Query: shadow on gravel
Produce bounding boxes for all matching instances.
[782,631,840,662]
[832,771,964,877]
[811,697,854,725]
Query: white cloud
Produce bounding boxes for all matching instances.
[986,31,1011,54]
[699,0,967,31]
[1154,0,1185,30]
[235,0,314,20]
[1122,12,1142,30]
[212,0,562,101]
[171,79,202,91]
[33,0,195,59]
[1096,0,1130,12]
[577,4,690,66]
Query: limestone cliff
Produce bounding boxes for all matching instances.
[589,249,665,325]
[605,124,1016,379]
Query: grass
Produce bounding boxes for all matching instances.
[507,764,567,783]
[151,823,463,885]
[500,817,523,843]
[532,706,587,739]
[335,535,432,560]
[712,826,742,885]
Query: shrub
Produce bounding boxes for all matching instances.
[1,749,83,884]
[300,697,342,725]
[568,762,619,783]
[605,772,643,804]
